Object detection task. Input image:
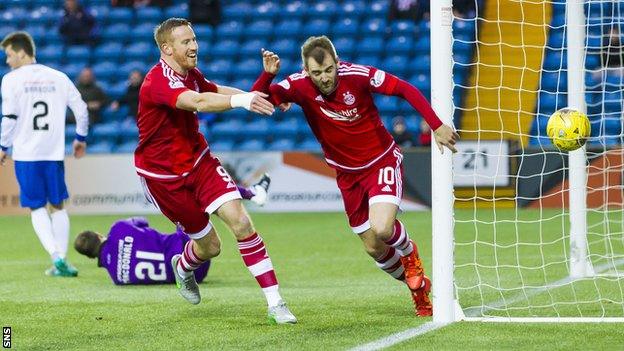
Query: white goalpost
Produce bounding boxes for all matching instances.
[431,0,624,323]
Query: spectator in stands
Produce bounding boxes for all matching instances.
[59,0,97,46]
[390,116,416,148]
[453,0,477,19]
[388,0,430,22]
[111,0,171,7]
[603,27,624,69]
[419,119,432,146]
[189,0,222,27]
[111,70,144,121]
[76,68,109,124]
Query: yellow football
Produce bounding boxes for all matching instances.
[546,108,591,151]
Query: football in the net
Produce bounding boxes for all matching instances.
[546,108,591,151]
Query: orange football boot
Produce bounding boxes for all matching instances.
[400,240,424,291]
[410,275,433,317]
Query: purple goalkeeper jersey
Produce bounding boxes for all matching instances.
[98,217,210,285]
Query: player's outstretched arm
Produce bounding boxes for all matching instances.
[176,90,275,115]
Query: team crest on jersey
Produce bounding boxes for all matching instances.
[343,91,356,105]
[370,70,386,88]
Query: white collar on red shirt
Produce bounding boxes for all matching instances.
[159,58,189,80]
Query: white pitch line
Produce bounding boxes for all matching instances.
[464,257,624,317]
[347,322,448,351]
[350,257,624,350]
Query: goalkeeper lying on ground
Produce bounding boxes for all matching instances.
[72,175,271,284]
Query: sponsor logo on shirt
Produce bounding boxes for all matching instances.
[319,106,361,122]
[370,70,386,88]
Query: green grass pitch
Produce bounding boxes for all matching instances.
[1,211,623,350]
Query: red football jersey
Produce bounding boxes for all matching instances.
[135,59,218,179]
[267,62,398,171]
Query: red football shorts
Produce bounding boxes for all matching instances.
[140,155,241,239]
[336,146,404,234]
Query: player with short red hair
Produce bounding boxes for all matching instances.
[135,18,296,324]
[253,36,459,316]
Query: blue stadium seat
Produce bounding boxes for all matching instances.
[274,19,303,38]
[91,122,120,143]
[1,7,28,26]
[126,42,154,62]
[302,19,331,38]
[211,40,240,58]
[297,138,321,151]
[119,123,139,141]
[89,141,114,154]
[211,120,243,139]
[341,0,367,18]
[136,6,162,23]
[230,78,253,91]
[543,50,567,70]
[333,18,359,36]
[63,63,87,82]
[548,30,565,49]
[355,55,379,68]
[360,18,386,36]
[0,25,16,40]
[164,3,189,19]
[585,54,600,70]
[132,23,157,42]
[92,61,117,83]
[88,5,109,22]
[254,2,280,21]
[454,52,472,66]
[453,40,473,55]
[413,55,431,73]
[376,96,398,114]
[210,139,235,152]
[101,105,129,122]
[282,2,308,20]
[453,18,476,36]
[215,21,243,40]
[37,45,63,63]
[246,119,270,138]
[236,58,263,78]
[366,0,389,17]
[66,45,91,63]
[246,20,273,38]
[272,119,299,138]
[333,37,355,57]
[267,138,295,151]
[29,7,58,26]
[537,92,558,114]
[102,23,132,43]
[237,138,265,151]
[23,24,46,45]
[106,7,133,25]
[115,141,137,154]
[271,39,298,56]
[311,1,338,18]
[390,20,416,36]
[222,2,252,22]
[605,73,624,92]
[94,42,123,62]
[358,37,384,54]
[107,82,128,101]
[386,36,413,55]
[119,61,148,79]
[240,39,267,56]
[603,91,623,113]
[414,36,431,53]
[280,58,301,74]
[193,24,213,41]
[603,117,622,136]
[381,55,408,75]
[204,59,233,80]
[410,74,431,93]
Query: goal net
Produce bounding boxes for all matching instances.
[432,0,624,322]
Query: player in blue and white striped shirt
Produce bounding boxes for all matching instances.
[0,31,89,277]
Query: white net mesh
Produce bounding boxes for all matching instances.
[452,0,624,319]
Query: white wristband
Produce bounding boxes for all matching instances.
[230,93,255,111]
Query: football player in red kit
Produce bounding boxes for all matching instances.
[135,18,296,324]
[252,36,459,316]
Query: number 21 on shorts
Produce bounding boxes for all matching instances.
[377,166,395,185]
